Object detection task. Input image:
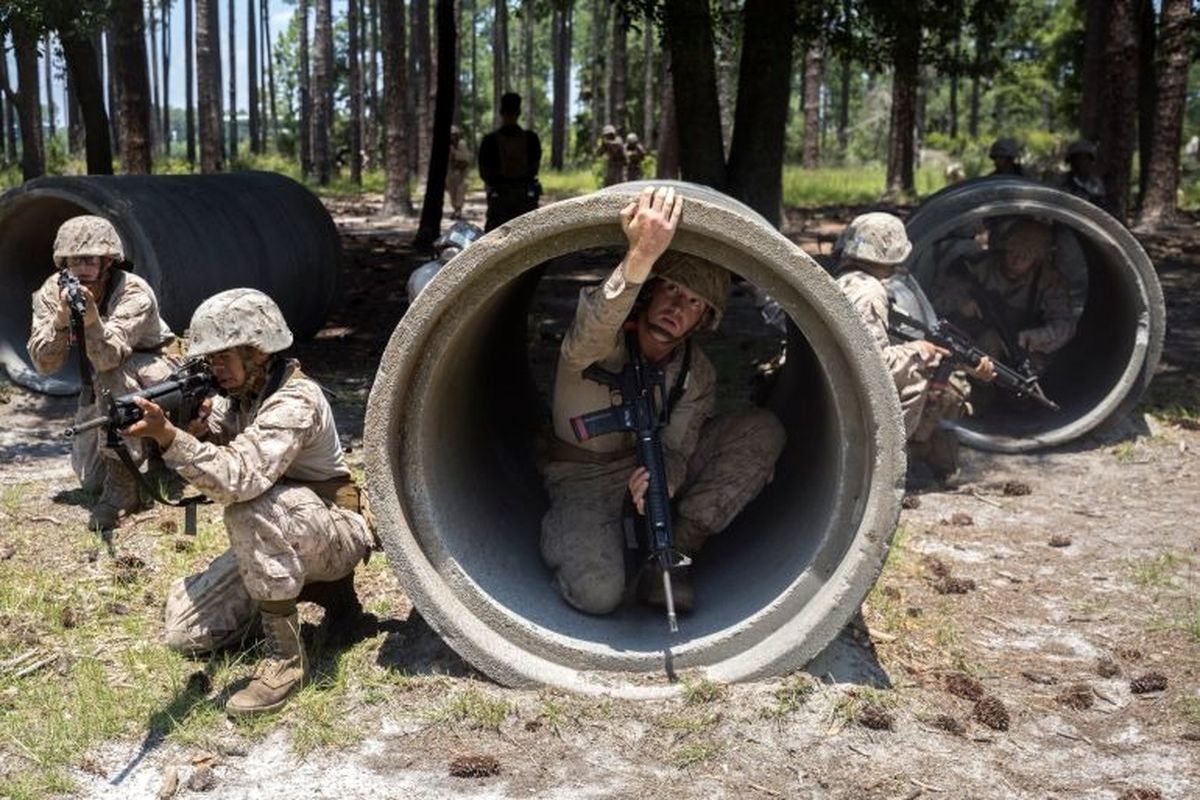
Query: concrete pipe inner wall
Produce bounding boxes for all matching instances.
[365,182,906,697]
[0,172,340,394]
[906,178,1165,453]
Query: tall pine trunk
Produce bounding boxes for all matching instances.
[298,0,311,177]
[313,0,333,184]
[492,0,508,127]
[550,0,571,169]
[801,39,823,169]
[247,0,259,153]
[113,0,154,174]
[264,0,278,149]
[162,0,172,156]
[416,0,458,246]
[186,0,196,166]
[656,48,679,178]
[60,32,114,174]
[414,0,433,178]
[1096,0,1140,221]
[642,20,653,145]
[522,0,534,127]
[196,0,223,172]
[0,41,16,164]
[885,18,919,198]
[106,30,121,157]
[367,0,380,165]
[12,20,46,179]
[1136,0,1157,205]
[1080,0,1110,141]
[726,0,795,226]
[148,4,160,152]
[589,0,607,139]
[609,6,627,133]
[227,0,237,160]
[44,35,57,142]
[381,0,413,214]
[349,0,363,183]
[663,0,724,188]
[1135,0,1191,228]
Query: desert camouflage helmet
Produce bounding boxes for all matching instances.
[185,288,293,357]
[997,218,1053,260]
[626,132,639,144]
[602,124,617,138]
[1066,139,1097,160]
[53,215,125,268]
[836,212,912,267]
[989,138,1021,160]
[654,250,731,330]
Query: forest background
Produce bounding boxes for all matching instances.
[0,0,1196,236]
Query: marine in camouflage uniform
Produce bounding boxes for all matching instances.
[27,215,179,530]
[834,213,994,479]
[540,186,785,615]
[624,133,647,182]
[126,289,374,717]
[988,137,1028,178]
[933,218,1076,374]
[597,124,627,188]
[447,124,472,219]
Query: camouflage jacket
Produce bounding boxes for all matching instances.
[28,269,174,376]
[551,263,716,490]
[836,269,928,392]
[162,365,351,505]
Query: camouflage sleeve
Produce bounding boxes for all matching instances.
[27,277,71,375]
[82,278,159,372]
[661,349,716,492]
[1021,269,1077,354]
[161,383,316,504]
[837,271,927,380]
[560,263,641,373]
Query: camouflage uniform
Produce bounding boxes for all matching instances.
[447,128,471,218]
[27,217,178,506]
[625,134,647,182]
[540,258,785,615]
[598,126,627,188]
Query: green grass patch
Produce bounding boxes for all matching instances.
[669,738,721,769]
[761,672,817,719]
[1128,551,1186,588]
[782,164,948,206]
[829,685,898,727]
[539,168,600,198]
[681,677,727,705]
[428,685,515,730]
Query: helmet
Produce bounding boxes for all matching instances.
[626,133,639,145]
[602,124,617,138]
[989,138,1021,160]
[654,251,731,330]
[185,288,293,357]
[1066,140,1097,160]
[450,124,462,136]
[996,219,1053,260]
[53,215,125,268]
[837,212,912,267]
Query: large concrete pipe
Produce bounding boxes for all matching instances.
[0,172,340,394]
[365,182,906,697]
[905,178,1165,452]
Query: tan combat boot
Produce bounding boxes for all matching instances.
[226,601,307,717]
[88,464,142,531]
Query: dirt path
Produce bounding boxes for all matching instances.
[2,194,1197,800]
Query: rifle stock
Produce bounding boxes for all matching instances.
[65,359,217,438]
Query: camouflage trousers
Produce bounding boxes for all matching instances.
[900,366,972,477]
[71,351,178,493]
[163,483,374,655]
[540,408,786,616]
[447,167,468,212]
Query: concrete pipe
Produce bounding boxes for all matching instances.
[0,172,340,394]
[906,178,1165,452]
[365,181,906,697]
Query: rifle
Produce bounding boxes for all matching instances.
[889,308,1059,411]
[58,269,93,399]
[65,358,217,439]
[571,332,689,633]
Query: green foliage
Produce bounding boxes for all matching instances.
[782,164,948,205]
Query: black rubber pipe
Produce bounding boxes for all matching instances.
[0,172,340,394]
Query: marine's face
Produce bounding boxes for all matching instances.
[65,255,113,291]
[205,348,249,392]
[641,278,709,343]
[1003,251,1038,279]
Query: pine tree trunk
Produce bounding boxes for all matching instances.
[715,0,736,152]
[656,47,679,178]
[298,0,311,177]
[1096,0,1140,221]
[162,0,172,156]
[1136,0,1157,205]
[367,0,380,165]
[550,0,571,169]
[107,30,121,157]
[348,0,363,183]
[264,0,279,150]
[1135,0,1191,228]
[522,0,534,127]
[663,0,724,188]
[725,0,795,226]
[642,20,653,146]
[837,55,850,158]
[1080,0,1109,141]
[492,0,508,127]
[416,0,458,247]
[196,0,223,172]
[0,42,16,164]
[113,0,154,174]
[248,0,259,154]
[186,0,196,166]
[227,0,238,161]
[415,0,433,178]
[610,6,627,133]
[381,0,414,214]
[801,39,823,169]
[44,35,57,142]
[12,20,46,179]
[590,0,607,139]
[60,32,114,174]
[885,18,919,198]
[148,5,161,153]
[312,0,333,183]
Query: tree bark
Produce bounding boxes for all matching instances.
[1095,0,1140,221]
[248,0,259,154]
[491,0,508,127]
[885,16,919,198]
[298,0,311,177]
[367,0,380,165]
[112,0,154,174]
[148,4,160,152]
[60,32,114,174]
[381,0,413,215]
[656,47,679,178]
[1079,0,1109,141]
[609,6,627,133]
[11,20,46,179]
[416,0,434,178]
[642,19,653,146]
[196,0,223,172]
[44,35,57,143]
[186,0,196,166]
[416,0,457,247]
[227,0,237,161]
[663,0,725,188]
[801,39,823,169]
[264,0,279,149]
[522,0,534,127]
[550,0,571,169]
[589,0,607,140]
[349,0,363,183]
[1136,0,1156,205]
[106,29,121,157]
[0,40,16,164]
[312,0,333,184]
[725,0,795,226]
[837,54,850,158]
[162,0,172,156]
[1135,0,1191,228]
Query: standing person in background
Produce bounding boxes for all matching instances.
[478,92,542,232]
[624,133,647,182]
[597,125,626,187]
[988,138,1027,177]
[1055,140,1112,215]
[446,125,472,220]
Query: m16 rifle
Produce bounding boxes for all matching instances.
[570,332,689,633]
[889,308,1059,411]
[58,269,87,319]
[58,269,93,398]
